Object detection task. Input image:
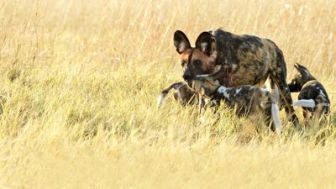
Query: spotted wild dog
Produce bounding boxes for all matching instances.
[157,81,200,108]
[191,74,282,134]
[288,63,330,121]
[173,28,299,127]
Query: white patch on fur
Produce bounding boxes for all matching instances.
[271,86,280,104]
[179,43,187,52]
[264,78,272,89]
[214,65,222,73]
[217,86,230,98]
[319,90,326,97]
[196,74,211,78]
[157,93,167,108]
[235,88,242,94]
[271,103,282,134]
[201,42,208,52]
[264,78,280,103]
[231,64,238,72]
[260,87,269,93]
[293,99,316,108]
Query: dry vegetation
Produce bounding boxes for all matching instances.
[0,0,336,188]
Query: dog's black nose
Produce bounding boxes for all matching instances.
[183,73,192,80]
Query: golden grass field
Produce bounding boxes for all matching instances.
[0,0,336,188]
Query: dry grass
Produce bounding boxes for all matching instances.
[0,0,336,188]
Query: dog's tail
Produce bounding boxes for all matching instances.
[292,99,316,108]
[271,103,282,134]
[157,82,185,108]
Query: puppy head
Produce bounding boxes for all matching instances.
[288,63,315,92]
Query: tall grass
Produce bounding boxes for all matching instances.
[0,0,335,188]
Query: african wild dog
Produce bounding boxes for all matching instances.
[191,74,282,134]
[173,28,299,127]
[288,63,330,120]
[157,81,200,108]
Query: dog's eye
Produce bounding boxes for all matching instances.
[181,61,187,66]
[193,60,202,66]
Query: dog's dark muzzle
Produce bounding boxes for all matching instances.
[183,73,193,81]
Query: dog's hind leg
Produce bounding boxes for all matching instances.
[302,109,309,119]
[265,77,280,106]
[271,49,299,128]
[312,103,326,123]
[261,94,281,134]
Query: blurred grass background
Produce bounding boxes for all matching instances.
[0,0,335,188]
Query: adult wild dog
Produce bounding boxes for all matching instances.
[288,63,330,121]
[191,74,282,134]
[173,28,299,127]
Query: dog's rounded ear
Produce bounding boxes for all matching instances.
[195,32,216,56]
[174,30,191,54]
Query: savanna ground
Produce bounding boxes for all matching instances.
[0,0,336,188]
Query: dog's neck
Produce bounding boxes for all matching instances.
[303,77,316,85]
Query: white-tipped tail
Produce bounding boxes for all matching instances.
[293,99,316,108]
[157,93,167,108]
[271,103,282,134]
[271,87,280,104]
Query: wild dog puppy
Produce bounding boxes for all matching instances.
[173,28,299,127]
[157,81,200,108]
[191,74,282,134]
[288,63,330,120]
